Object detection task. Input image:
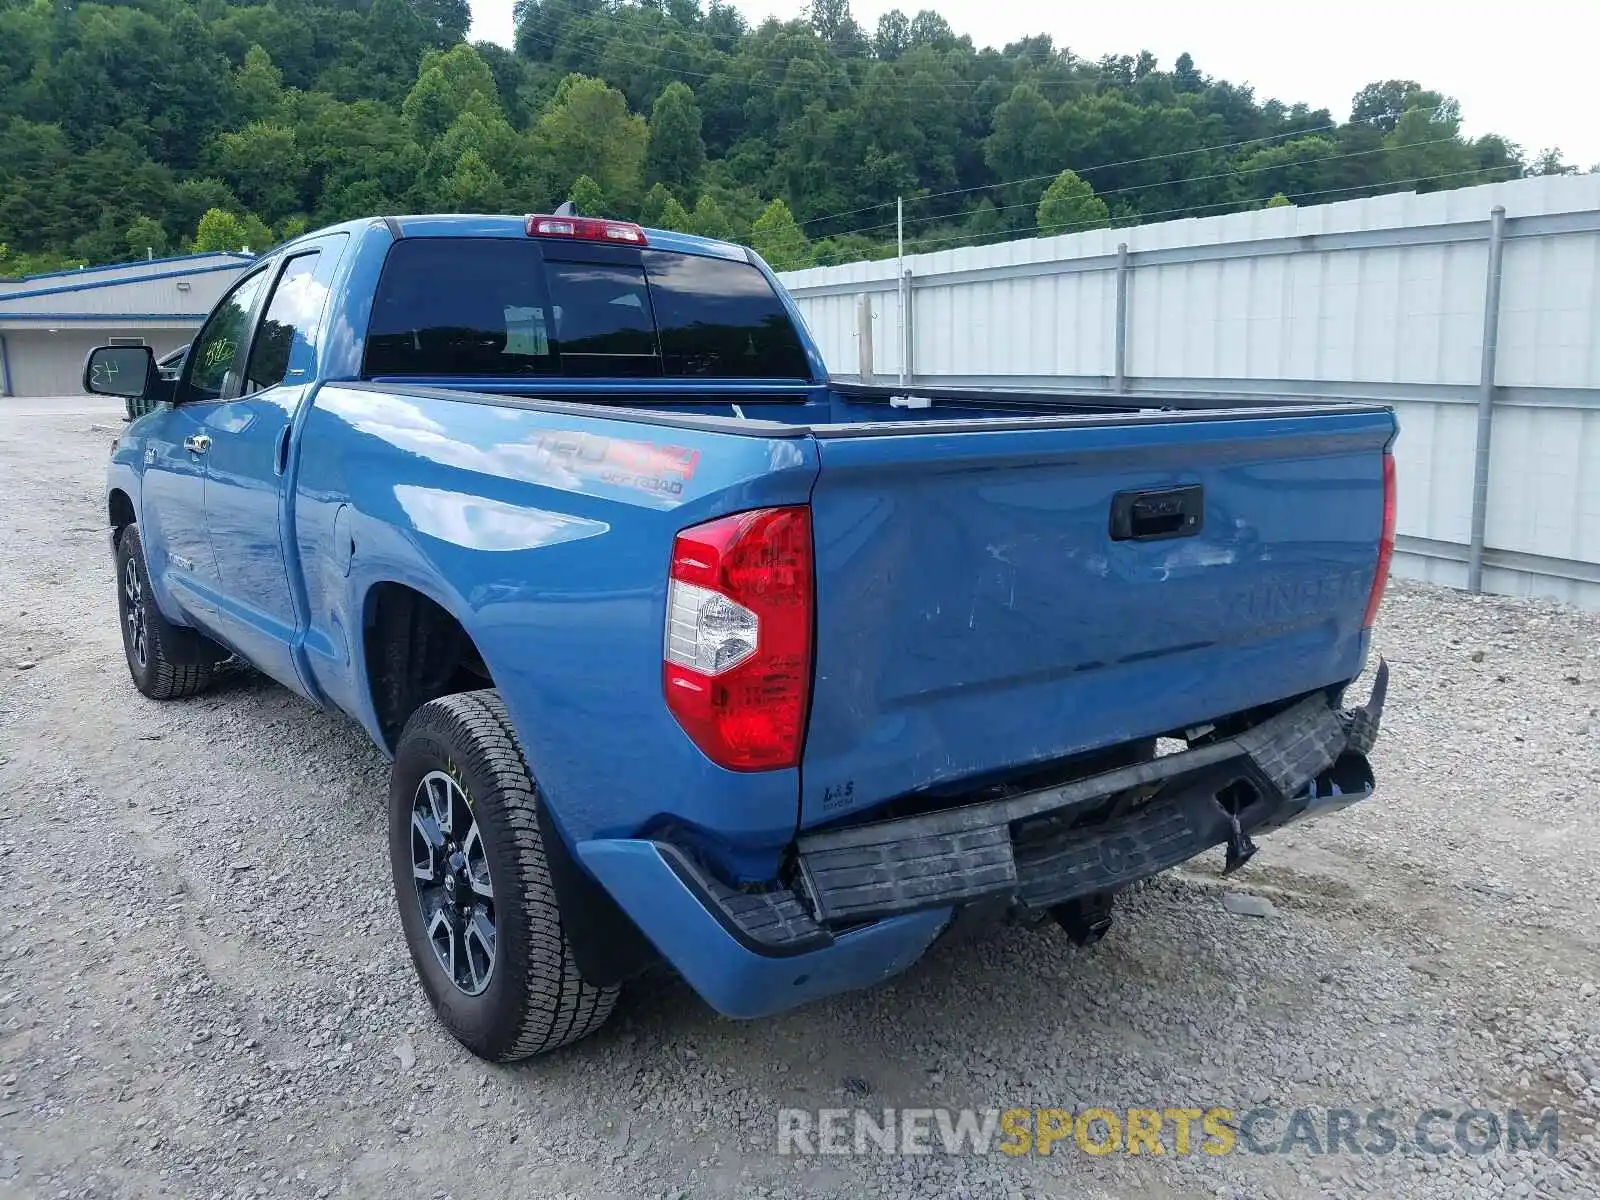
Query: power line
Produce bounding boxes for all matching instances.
[798,102,1451,230]
[814,163,1517,264]
[817,129,1463,243]
[795,120,1342,231]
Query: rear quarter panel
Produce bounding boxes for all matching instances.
[293,384,819,878]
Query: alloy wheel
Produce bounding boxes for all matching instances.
[410,770,497,995]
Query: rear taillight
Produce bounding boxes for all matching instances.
[663,506,813,771]
[525,214,647,244]
[1363,452,1397,628]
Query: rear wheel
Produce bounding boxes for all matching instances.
[114,524,221,699]
[388,689,618,1061]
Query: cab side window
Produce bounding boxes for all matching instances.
[182,269,270,405]
[243,252,326,394]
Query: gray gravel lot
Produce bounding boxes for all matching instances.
[1,398,1597,1200]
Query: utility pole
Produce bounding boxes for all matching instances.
[896,196,907,387]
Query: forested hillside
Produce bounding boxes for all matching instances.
[0,0,1581,276]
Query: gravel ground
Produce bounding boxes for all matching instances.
[1,398,1597,1200]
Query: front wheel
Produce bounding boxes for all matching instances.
[114,524,221,699]
[388,689,618,1061]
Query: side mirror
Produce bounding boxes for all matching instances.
[83,345,156,399]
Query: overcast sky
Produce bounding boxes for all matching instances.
[469,0,1597,168]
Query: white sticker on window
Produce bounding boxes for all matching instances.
[504,306,549,356]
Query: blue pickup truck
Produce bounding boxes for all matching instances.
[87,213,1394,1062]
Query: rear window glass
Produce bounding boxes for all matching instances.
[643,250,812,378]
[365,239,558,378]
[363,237,810,380]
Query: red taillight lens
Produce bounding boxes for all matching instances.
[1363,452,1397,628]
[663,506,813,771]
[525,214,647,244]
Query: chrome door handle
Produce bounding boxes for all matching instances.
[184,434,211,454]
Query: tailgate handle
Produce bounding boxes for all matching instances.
[1110,485,1204,542]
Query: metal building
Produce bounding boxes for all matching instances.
[0,252,254,397]
[781,174,1600,610]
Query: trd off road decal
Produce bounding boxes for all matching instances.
[532,432,701,498]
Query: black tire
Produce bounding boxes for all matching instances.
[114,524,220,700]
[388,689,618,1061]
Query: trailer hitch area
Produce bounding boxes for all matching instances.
[1051,891,1116,946]
[1220,799,1259,875]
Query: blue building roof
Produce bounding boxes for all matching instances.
[1,250,255,287]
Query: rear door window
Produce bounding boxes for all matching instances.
[363,237,811,381]
[243,252,325,394]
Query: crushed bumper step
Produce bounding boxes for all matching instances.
[795,662,1388,926]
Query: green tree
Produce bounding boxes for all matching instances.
[1382,95,1476,190]
[0,0,1542,269]
[234,45,287,124]
[689,193,734,240]
[414,0,471,47]
[170,179,242,245]
[192,208,247,252]
[1036,169,1109,234]
[1173,52,1204,92]
[873,10,911,59]
[125,215,170,259]
[567,173,605,214]
[1527,147,1577,176]
[1350,80,1423,134]
[297,96,423,222]
[657,195,694,232]
[442,149,508,211]
[1266,192,1292,208]
[639,183,676,227]
[192,207,272,253]
[238,212,275,252]
[533,75,647,211]
[963,199,1007,244]
[1232,136,1338,203]
[984,84,1060,210]
[644,82,707,195]
[750,198,813,270]
[402,44,503,143]
[206,123,304,223]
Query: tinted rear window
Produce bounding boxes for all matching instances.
[643,250,812,378]
[363,237,811,380]
[365,239,558,378]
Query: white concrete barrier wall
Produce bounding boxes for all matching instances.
[780,174,1600,609]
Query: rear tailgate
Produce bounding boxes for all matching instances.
[800,406,1395,829]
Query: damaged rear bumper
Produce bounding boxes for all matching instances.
[576,663,1386,1018]
[796,660,1388,925]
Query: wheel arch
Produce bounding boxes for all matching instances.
[108,487,136,545]
[360,579,495,754]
